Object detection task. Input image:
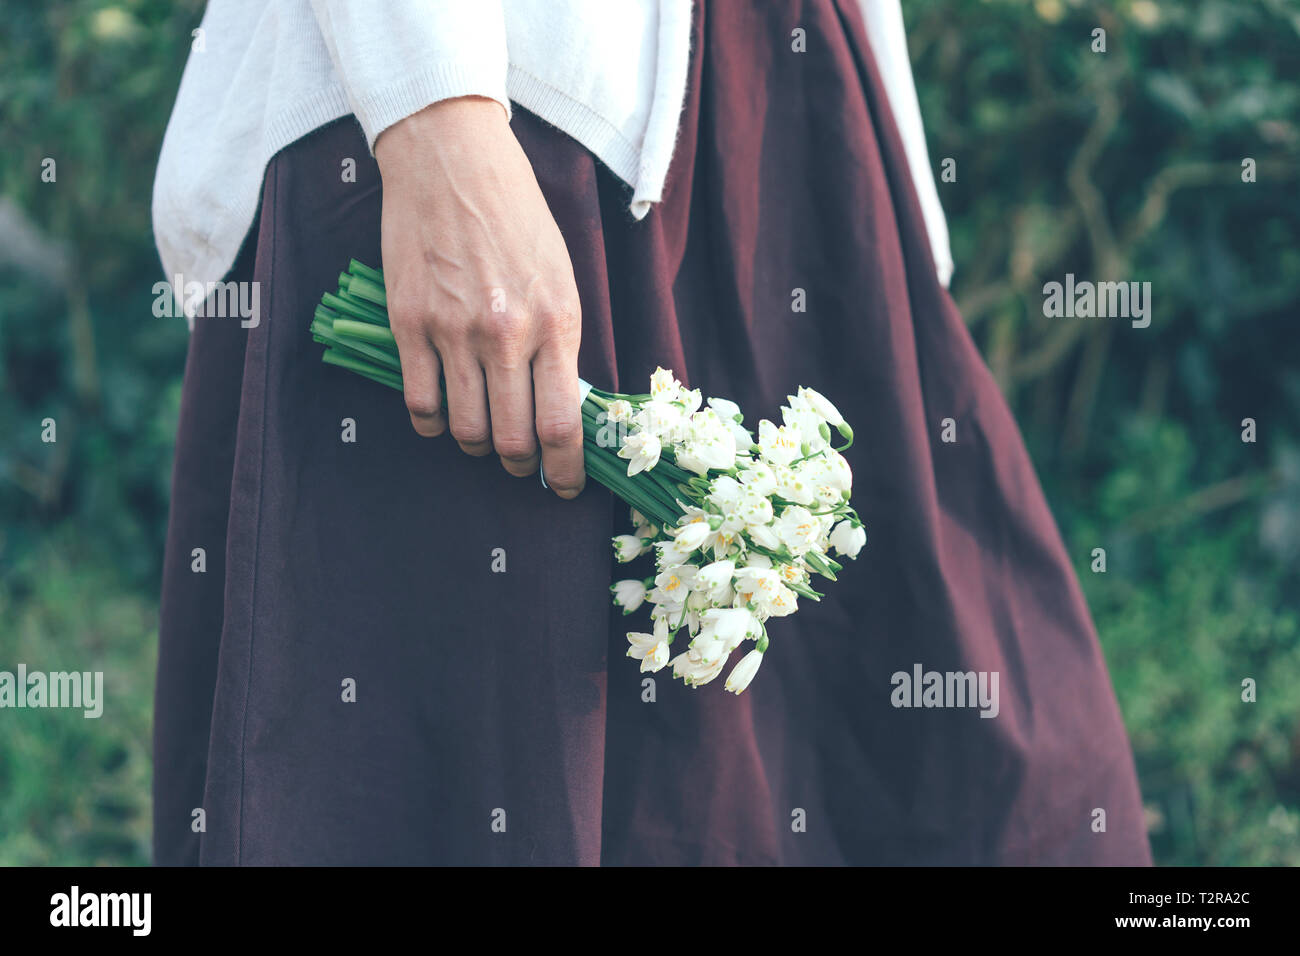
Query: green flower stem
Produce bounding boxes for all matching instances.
[342,273,388,308]
[644,469,694,512]
[578,410,684,516]
[322,292,389,326]
[645,457,695,484]
[312,325,402,373]
[333,318,397,349]
[348,258,385,284]
[584,451,677,528]
[602,473,679,525]
[322,349,403,390]
[580,430,681,521]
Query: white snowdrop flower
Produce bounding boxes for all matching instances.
[715,534,743,560]
[672,517,713,552]
[758,419,802,467]
[626,619,671,673]
[677,410,737,474]
[775,563,806,589]
[811,513,837,554]
[634,400,687,442]
[669,648,728,687]
[628,507,658,539]
[652,564,699,608]
[690,608,758,663]
[812,483,842,510]
[695,524,737,559]
[612,579,647,613]
[679,387,703,415]
[612,534,648,563]
[674,447,708,476]
[654,536,697,569]
[739,578,796,621]
[727,421,757,452]
[743,552,773,570]
[737,491,774,529]
[650,602,683,630]
[734,567,781,607]
[708,494,748,546]
[707,396,743,422]
[705,607,760,647]
[782,399,829,451]
[717,510,746,538]
[618,431,661,476]
[801,454,851,506]
[798,386,845,427]
[738,460,778,497]
[822,451,853,491]
[673,504,737,557]
[683,608,702,636]
[650,366,682,401]
[766,583,799,618]
[607,399,635,422]
[725,648,764,694]
[641,640,670,673]
[774,505,821,555]
[693,406,734,440]
[774,464,817,506]
[626,631,658,657]
[696,559,736,602]
[700,407,737,443]
[748,522,781,550]
[707,475,744,512]
[829,520,867,558]
[689,633,728,665]
[802,451,852,498]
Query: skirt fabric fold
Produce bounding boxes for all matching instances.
[154,0,1151,865]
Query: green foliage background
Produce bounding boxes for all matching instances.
[1,0,1298,865]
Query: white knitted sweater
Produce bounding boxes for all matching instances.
[152,1,952,295]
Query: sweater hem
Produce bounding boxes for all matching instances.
[505,65,642,195]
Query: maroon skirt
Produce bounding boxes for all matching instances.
[154,0,1151,865]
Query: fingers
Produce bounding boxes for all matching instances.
[383,261,582,494]
[533,340,586,499]
[442,352,493,456]
[391,322,445,437]
[486,362,540,477]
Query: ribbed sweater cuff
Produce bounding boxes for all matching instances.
[351,60,512,152]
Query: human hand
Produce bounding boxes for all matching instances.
[375,95,585,498]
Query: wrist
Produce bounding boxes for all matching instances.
[375,95,509,170]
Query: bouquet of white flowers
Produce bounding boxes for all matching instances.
[313,260,865,693]
[601,369,864,693]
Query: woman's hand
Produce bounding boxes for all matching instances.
[374,95,586,498]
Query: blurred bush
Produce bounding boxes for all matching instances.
[0,0,202,865]
[1,0,1298,864]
